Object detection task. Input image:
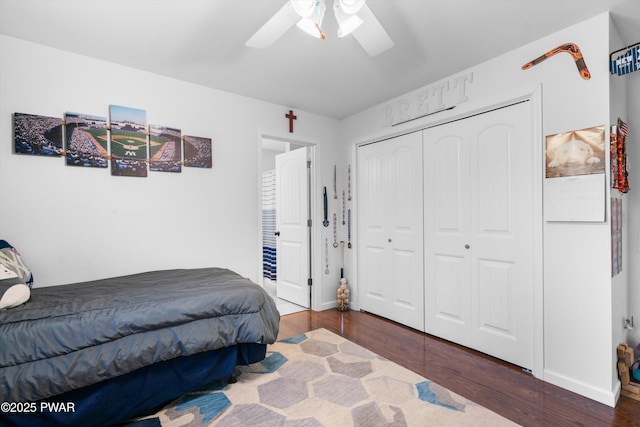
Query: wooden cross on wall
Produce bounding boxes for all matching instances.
[285,110,297,133]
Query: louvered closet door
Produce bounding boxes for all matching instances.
[357,132,424,331]
[424,101,534,370]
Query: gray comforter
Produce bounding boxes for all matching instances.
[0,268,280,402]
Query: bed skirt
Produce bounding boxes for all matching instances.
[1,342,267,427]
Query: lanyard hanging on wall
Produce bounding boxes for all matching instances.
[325,238,330,274]
[348,164,351,201]
[347,209,351,249]
[333,165,337,199]
[323,187,329,227]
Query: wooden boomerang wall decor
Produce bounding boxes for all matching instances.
[522,43,591,80]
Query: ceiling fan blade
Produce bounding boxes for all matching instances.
[246,1,301,49]
[351,4,394,56]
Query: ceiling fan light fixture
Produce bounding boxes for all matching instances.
[246,0,392,55]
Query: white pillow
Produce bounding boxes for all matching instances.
[0,283,30,309]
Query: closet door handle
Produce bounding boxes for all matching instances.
[275,231,280,237]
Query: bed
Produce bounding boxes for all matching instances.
[0,267,280,427]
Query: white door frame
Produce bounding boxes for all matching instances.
[257,130,321,311]
[351,85,543,378]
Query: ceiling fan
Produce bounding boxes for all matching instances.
[245,0,394,57]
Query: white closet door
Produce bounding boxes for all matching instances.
[424,129,472,345]
[424,101,534,370]
[357,132,424,331]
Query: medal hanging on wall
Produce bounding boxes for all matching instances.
[342,190,346,225]
[340,240,345,279]
[347,164,351,201]
[323,187,329,227]
[333,213,338,248]
[347,209,352,249]
[324,238,330,274]
[333,165,338,199]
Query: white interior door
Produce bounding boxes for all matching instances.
[358,132,424,331]
[423,129,472,345]
[275,147,310,307]
[424,101,535,370]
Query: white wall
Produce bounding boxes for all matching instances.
[340,13,627,406]
[0,35,341,314]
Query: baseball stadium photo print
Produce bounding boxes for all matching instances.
[109,104,148,177]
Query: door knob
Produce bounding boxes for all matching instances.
[464,244,470,249]
[275,231,280,236]
[388,238,392,243]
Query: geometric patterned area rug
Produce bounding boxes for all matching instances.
[126,328,519,426]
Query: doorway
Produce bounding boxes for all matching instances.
[260,137,314,315]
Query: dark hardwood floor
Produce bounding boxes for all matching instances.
[278,309,640,427]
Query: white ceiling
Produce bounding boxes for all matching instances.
[1,0,639,119]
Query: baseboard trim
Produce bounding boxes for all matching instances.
[544,369,619,407]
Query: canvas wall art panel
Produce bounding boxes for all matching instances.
[545,125,605,179]
[183,135,212,168]
[64,113,109,168]
[149,125,182,173]
[109,105,148,177]
[14,112,64,156]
